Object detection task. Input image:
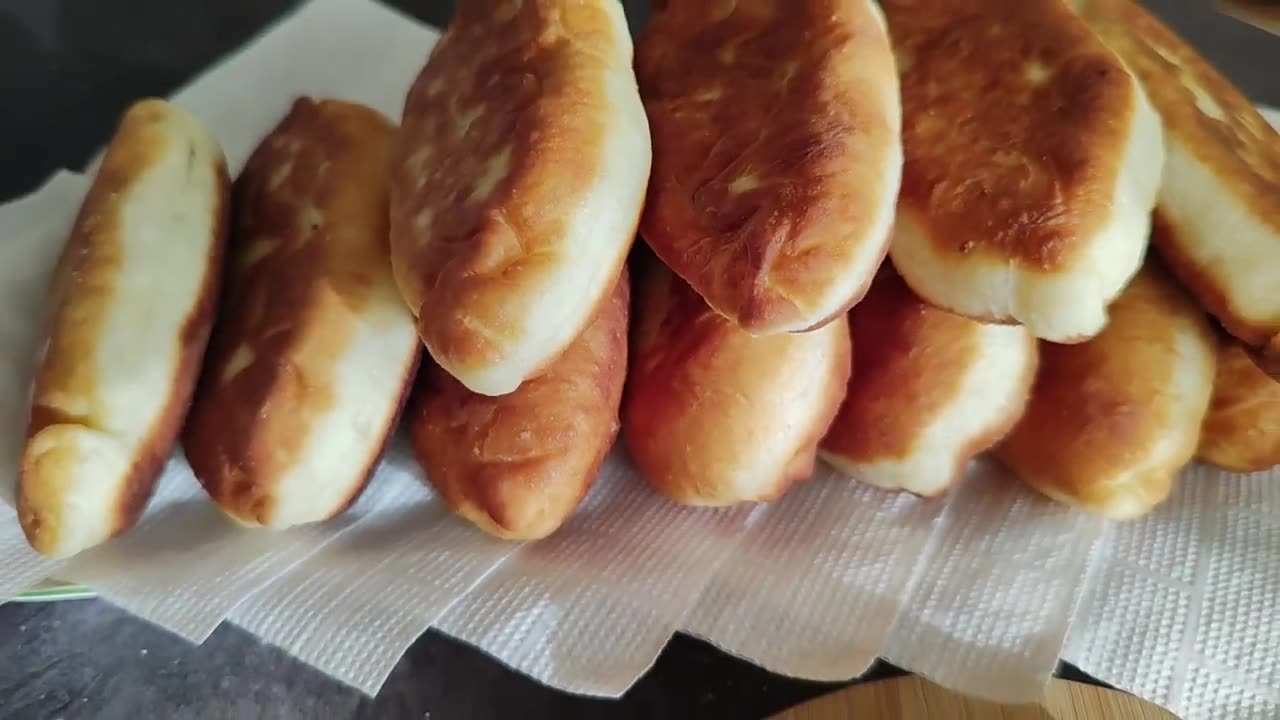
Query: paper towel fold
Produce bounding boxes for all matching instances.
[0,2,1277,718]
[683,466,942,683]
[881,462,1106,703]
[435,449,760,697]
[229,437,522,696]
[60,451,403,643]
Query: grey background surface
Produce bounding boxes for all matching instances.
[0,1,1275,718]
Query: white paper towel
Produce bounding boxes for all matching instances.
[683,466,942,683]
[436,450,759,697]
[880,462,1105,703]
[1064,466,1280,718]
[229,437,521,696]
[0,2,1277,718]
[62,451,403,643]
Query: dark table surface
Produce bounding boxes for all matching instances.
[0,1,1275,718]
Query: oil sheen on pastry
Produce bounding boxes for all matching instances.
[623,259,851,506]
[636,0,901,335]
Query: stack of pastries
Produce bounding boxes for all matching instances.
[15,0,1280,557]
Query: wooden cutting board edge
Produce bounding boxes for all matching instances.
[771,676,1180,719]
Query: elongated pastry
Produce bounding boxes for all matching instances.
[183,98,420,529]
[391,0,650,396]
[883,0,1163,343]
[635,0,901,335]
[820,269,1038,496]
[623,260,851,506]
[409,271,629,541]
[1197,339,1280,473]
[18,100,229,558]
[1077,0,1280,373]
[994,261,1217,519]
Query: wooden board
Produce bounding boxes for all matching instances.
[772,677,1178,719]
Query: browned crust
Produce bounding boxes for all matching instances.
[390,0,638,380]
[1079,0,1280,351]
[820,268,1038,495]
[994,261,1217,518]
[1250,337,1280,381]
[885,0,1136,270]
[622,256,852,506]
[1080,0,1280,232]
[1198,338,1280,472]
[636,0,899,333]
[407,270,631,540]
[823,268,981,463]
[183,98,408,526]
[18,99,230,554]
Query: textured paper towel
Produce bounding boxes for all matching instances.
[435,449,760,697]
[0,3,1277,718]
[880,462,1105,702]
[229,438,521,696]
[1064,466,1280,719]
[683,466,942,682]
[61,452,406,642]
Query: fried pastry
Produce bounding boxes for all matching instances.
[183,99,421,529]
[1077,0,1280,370]
[820,269,1038,496]
[391,0,650,396]
[635,0,901,334]
[19,100,229,557]
[623,260,851,506]
[409,271,629,541]
[1197,339,1280,473]
[994,261,1217,519]
[884,0,1163,343]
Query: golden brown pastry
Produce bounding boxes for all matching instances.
[1077,0,1280,372]
[994,261,1217,519]
[390,0,650,396]
[623,260,851,506]
[408,270,629,541]
[19,99,229,558]
[1250,344,1280,381]
[1197,339,1280,473]
[820,269,1038,496]
[183,98,420,529]
[635,0,901,335]
[883,0,1163,343]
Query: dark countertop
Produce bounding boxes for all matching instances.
[0,2,1275,718]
